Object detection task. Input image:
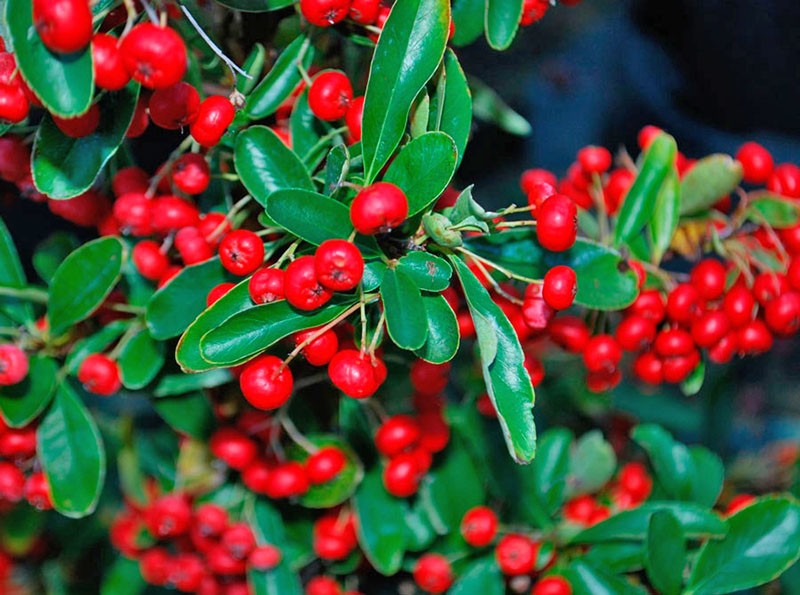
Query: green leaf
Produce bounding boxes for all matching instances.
[521,428,573,515]
[64,319,129,373]
[571,502,727,544]
[451,0,485,46]
[362,0,450,182]
[119,329,165,390]
[584,543,645,574]
[688,446,724,508]
[0,503,45,556]
[680,155,744,216]
[237,43,267,95]
[564,560,648,595]
[248,498,303,595]
[632,424,695,501]
[290,90,329,169]
[217,0,294,11]
[0,216,34,324]
[246,35,314,119]
[746,193,800,229]
[686,497,800,595]
[680,360,705,396]
[152,391,215,439]
[5,0,93,117]
[362,260,387,292]
[380,268,428,351]
[154,369,232,397]
[353,468,407,575]
[450,557,505,595]
[37,381,106,518]
[176,278,254,373]
[645,511,685,595]
[414,294,459,364]
[32,83,140,199]
[649,169,680,264]
[265,189,380,256]
[419,439,484,534]
[0,355,58,428]
[485,0,524,50]
[234,126,314,206]
[287,434,364,508]
[48,237,125,336]
[200,296,356,366]
[470,78,531,136]
[566,430,616,497]
[614,133,678,246]
[146,257,227,341]
[396,252,452,292]
[323,144,349,196]
[429,50,472,167]
[33,232,79,284]
[100,556,146,595]
[384,132,458,216]
[450,256,536,463]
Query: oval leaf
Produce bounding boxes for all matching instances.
[649,168,680,264]
[450,557,505,595]
[0,216,34,324]
[414,293,459,364]
[353,468,407,575]
[680,155,744,216]
[485,0,523,50]
[246,36,314,119]
[48,237,125,336]
[746,193,800,229]
[248,498,304,595]
[396,251,452,291]
[429,49,472,167]
[645,511,685,595]
[362,0,450,182]
[0,355,58,428]
[381,268,429,351]
[152,391,215,440]
[119,329,165,390]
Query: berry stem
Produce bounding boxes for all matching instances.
[146,135,195,197]
[274,240,301,267]
[279,413,318,454]
[494,220,538,230]
[456,246,539,285]
[0,286,49,303]
[301,127,348,164]
[108,321,144,360]
[367,310,386,358]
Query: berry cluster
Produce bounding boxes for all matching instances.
[0,417,50,511]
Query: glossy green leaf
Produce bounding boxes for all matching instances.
[451,256,536,463]
[217,0,293,10]
[237,43,267,95]
[152,391,215,439]
[645,511,685,595]
[265,189,380,256]
[362,260,387,292]
[649,169,680,264]
[48,237,125,336]
[234,126,314,206]
[323,144,349,197]
[419,439,484,534]
[414,294,459,363]
[571,502,727,544]
[680,155,744,216]
[155,369,232,397]
[287,435,363,508]
[470,78,531,136]
[362,0,450,182]
[248,498,304,595]
[632,424,695,501]
[380,268,428,351]
[451,0,485,46]
[176,278,253,373]
[567,430,616,497]
[450,557,505,595]
[5,0,93,117]
[33,232,79,284]
[680,360,705,396]
[246,36,314,119]
[746,193,800,229]
[486,0,524,50]
[383,132,458,216]
[565,560,648,595]
[614,133,677,246]
[0,216,34,324]
[33,83,140,199]
[64,319,129,373]
[0,355,57,428]
[37,382,106,518]
[201,296,356,366]
[353,468,407,575]
[688,446,724,508]
[686,497,800,595]
[119,329,164,390]
[146,258,227,341]
[290,90,329,169]
[429,50,472,166]
[396,252,452,292]
[584,543,645,574]
[521,428,573,515]
[100,556,146,595]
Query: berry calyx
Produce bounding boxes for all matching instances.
[285,256,334,311]
[219,230,265,276]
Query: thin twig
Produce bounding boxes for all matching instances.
[179,4,252,83]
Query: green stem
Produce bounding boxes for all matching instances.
[0,286,49,303]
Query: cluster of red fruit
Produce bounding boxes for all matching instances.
[0,416,51,511]
[111,493,281,594]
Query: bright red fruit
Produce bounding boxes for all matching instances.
[736,142,774,184]
[314,240,364,291]
[300,0,351,27]
[121,24,187,89]
[92,34,131,91]
[537,194,577,252]
[413,554,453,594]
[328,350,384,399]
[219,230,265,276]
[350,183,409,235]
[132,240,169,281]
[77,354,121,396]
[239,355,293,410]
[308,71,353,121]
[0,344,28,386]
[249,268,286,304]
[532,576,573,595]
[148,82,201,130]
[190,96,236,147]
[293,327,339,366]
[285,256,334,311]
[375,415,421,457]
[306,446,347,484]
[172,153,211,195]
[33,0,93,54]
[542,266,577,310]
[495,534,538,576]
[460,506,498,547]
[53,104,101,138]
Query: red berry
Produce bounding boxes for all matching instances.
[249,268,286,304]
[691,310,731,348]
[266,462,309,499]
[112,166,149,198]
[662,350,700,383]
[350,182,409,235]
[725,494,756,516]
[127,97,150,138]
[548,316,590,353]
[542,266,577,310]
[0,136,31,183]
[306,446,347,484]
[190,96,236,147]
[207,283,234,307]
[382,452,423,497]
[293,327,339,366]
[0,426,36,459]
[300,0,351,27]
[666,283,704,324]
[306,576,342,595]
[413,554,453,594]
[495,534,538,576]
[615,315,657,351]
[654,328,694,358]
[753,272,788,305]
[582,335,621,373]
[114,192,153,236]
[349,0,381,24]
[375,415,421,457]
[313,513,357,560]
[199,212,232,245]
[24,471,53,510]
[133,240,169,281]
[145,494,192,539]
[537,194,577,252]
[618,462,652,502]
[602,168,635,214]
[532,576,573,595]
[577,145,612,174]
[121,24,187,89]
[92,34,131,91]
[328,349,384,398]
[520,169,558,195]
[767,164,800,199]
[195,503,229,537]
[172,153,211,195]
[77,353,121,395]
[0,461,25,503]
[460,506,498,547]
[723,284,756,327]
[708,332,738,364]
[249,545,282,570]
[285,256,334,311]
[53,104,101,138]
[210,427,257,470]
[239,355,293,410]
[175,226,213,265]
[637,125,663,150]
[690,259,727,301]
[314,240,364,291]
[33,0,93,54]
[242,460,272,494]
[764,291,800,336]
[633,351,663,384]
[150,195,200,233]
[148,82,201,130]
[219,230,265,276]
[308,71,353,121]
[522,283,555,330]
[221,523,257,559]
[0,344,28,386]
[345,96,365,141]
[736,142,774,184]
